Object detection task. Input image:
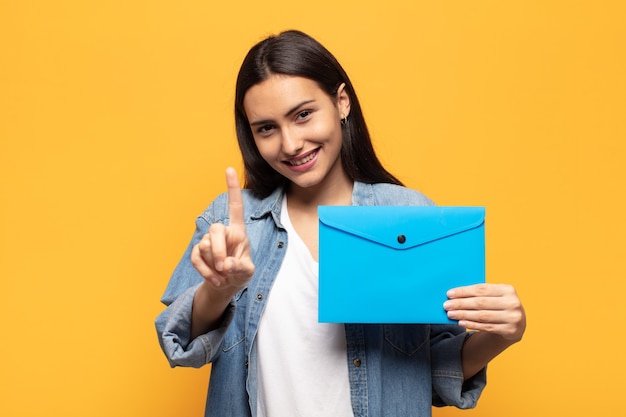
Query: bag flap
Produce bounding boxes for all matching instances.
[318,206,485,250]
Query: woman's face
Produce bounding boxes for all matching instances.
[243,74,351,194]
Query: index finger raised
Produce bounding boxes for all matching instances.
[225,167,245,227]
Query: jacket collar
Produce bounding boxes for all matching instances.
[248,186,284,226]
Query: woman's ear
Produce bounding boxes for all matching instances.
[336,83,351,119]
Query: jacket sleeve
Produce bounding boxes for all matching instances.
[430,325,487,409]
[155,199,235,368]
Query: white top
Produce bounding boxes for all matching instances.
[256,198,354,417]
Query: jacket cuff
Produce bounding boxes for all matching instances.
[431,332,487,408]
[156,283,235,368]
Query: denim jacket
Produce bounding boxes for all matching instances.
[156,181,486,417]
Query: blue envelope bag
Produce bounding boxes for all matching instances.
[318,206,486,324]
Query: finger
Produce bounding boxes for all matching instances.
[191,242,222,286]
[447,308,509,323]
[194,233,214,267]
[444,296,509,312]
[454,317,523,340]
[456,321,505,334]
[225,167,245,228]
[223,254,256,278]
[447,283,511,299]
[207,224,228,272]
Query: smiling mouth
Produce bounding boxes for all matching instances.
[286,149,318,166]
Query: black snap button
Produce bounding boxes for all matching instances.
[397,234,406,244]
[353,358,362,367]
[256,293,263,300]
[277,241,284,248]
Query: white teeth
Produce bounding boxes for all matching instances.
[289,150,316,166]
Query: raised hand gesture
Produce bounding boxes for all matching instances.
[190,168,255,337]
[191,167,255,289]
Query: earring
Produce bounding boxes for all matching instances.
[340,116,347,126]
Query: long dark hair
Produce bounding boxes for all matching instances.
[235,30,402,198]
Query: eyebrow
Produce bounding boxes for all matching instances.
[249,99,316,126]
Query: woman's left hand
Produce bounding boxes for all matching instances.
[444,283,526,343]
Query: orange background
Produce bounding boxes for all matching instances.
[1,1,625,416]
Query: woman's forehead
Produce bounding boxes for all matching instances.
[243,75,329,119]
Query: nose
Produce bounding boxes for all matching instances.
[280,127,304,156]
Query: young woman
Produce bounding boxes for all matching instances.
[156,30,526,417]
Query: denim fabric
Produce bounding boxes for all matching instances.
[155,182,487,417]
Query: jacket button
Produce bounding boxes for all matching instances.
[353,359,361,367]
[278,241,284,248]
[256,293,263,300]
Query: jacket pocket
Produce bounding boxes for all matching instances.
[383,324,430,356]
[221,287,247,352]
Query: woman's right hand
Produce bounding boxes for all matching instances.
[191,167,255,291]
[189,168,255,338]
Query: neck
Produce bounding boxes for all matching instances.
[286,173,353,210]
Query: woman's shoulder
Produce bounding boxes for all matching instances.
[362,182,435,207]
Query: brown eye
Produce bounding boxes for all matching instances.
[296,110,311,120]
[257,124,274,134]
